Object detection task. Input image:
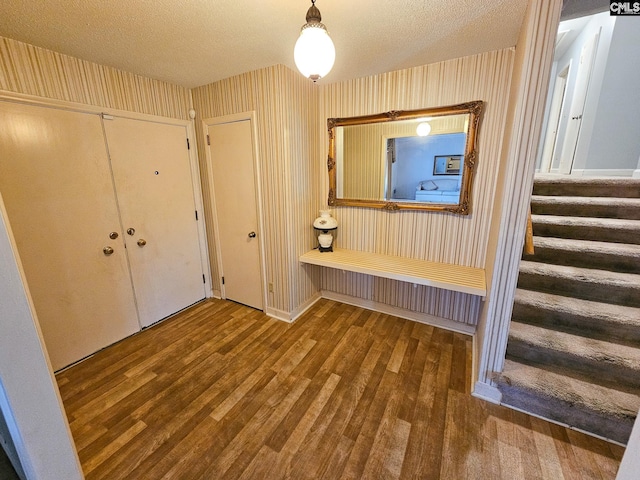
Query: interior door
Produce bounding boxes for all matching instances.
[558,32,599,174]
[540,66,568,173]
[103,117,206,328]
[0,101,140,370]
[208,119,263,310]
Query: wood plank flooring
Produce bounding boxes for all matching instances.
[56,298,625,479]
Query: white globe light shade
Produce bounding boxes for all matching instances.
[294,25,336,80]
[416,122,432,136]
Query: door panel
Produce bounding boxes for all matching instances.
[104,117,205,327]
[208,120,263,310]
[559,32,599,174]
[0,101,140,370]
[540,68,568,173]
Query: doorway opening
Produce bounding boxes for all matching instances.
[204,113,267,311]
[536,12,640,178]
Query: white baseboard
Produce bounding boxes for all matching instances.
[633,169,640,179]
[571,168,635,177]
[265,292,322,324]
[320,290,476,336]
[617,408,640,476]
[211,289,221,299]
[265,307,295,323]
[472,381,502,404]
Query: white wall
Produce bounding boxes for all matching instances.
[473,0,562,398]
[616,409,640,479]
[584,17,640,171]
[0,193,83,480]
[551,12,615,171]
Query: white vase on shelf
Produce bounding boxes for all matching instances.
[313,210,338,252]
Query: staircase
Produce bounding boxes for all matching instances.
[496,177,640,445]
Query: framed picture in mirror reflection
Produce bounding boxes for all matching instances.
[434,155,462,175]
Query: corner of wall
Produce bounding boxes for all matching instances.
[472,381,503,404]
[474,0,563,387]
[0,194,83,480]
[280,67,324,314]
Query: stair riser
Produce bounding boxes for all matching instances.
[523,247,640,274]
[532,222,640,244]
[531,202,640,220]
[506,341,640,391]
[517,271,640,307]
[511,303,640,347]
[498,384,634,444]
[533,183,640,198]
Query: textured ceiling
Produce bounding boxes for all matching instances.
[0,0,529,88]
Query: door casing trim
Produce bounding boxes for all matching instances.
[202,112,268,312]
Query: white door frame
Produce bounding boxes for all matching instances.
[202,112,268,311]
[0,90,213,299]
[540,63,569,173]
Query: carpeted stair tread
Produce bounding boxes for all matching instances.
[524,236,640,273]
[531,214,640,244]
[531,195,640,219]
[501,175,640,443]
[496,358,640,444]
[507,321,640,391]
[517,260,640,307]
[513,289,640,346]
[533,177,640,198]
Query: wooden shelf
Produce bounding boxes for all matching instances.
[300,248,486,297]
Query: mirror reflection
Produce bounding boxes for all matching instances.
[328,101,483,214]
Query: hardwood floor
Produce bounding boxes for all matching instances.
[56,298,624,479]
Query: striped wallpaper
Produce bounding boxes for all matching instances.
[318,49,515,325]
[341,121,418,200]
[0,37,190,119]
[194,49,514,326]
[0,32,516,327]
[191,66,322,314]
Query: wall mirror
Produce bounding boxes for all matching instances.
[327,101,483,214]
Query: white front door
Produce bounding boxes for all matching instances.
[0,101,140,370]
[207,119,263,310]
[103,117,206,327]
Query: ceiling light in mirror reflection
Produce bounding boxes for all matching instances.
[416,122,431,136]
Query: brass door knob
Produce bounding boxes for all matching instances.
[109,232,119,240]
[248,231,256,238]
[127,228,135,236]
[137,239,147,247]
[103,246,114,256]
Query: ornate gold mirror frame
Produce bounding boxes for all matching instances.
[327,101,483,214]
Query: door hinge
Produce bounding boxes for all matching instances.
[203,274,206,284]
[195,210,198,221]
[186,138,190,150]
[207,134,211,146]
[222,276,225,285]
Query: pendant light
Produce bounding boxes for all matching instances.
[294,0,335,82]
